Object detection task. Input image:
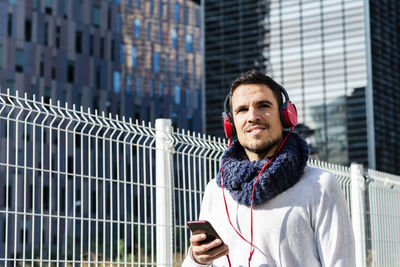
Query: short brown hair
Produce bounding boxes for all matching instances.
[230,69,283,107]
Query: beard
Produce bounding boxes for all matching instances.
[242,134,283,156]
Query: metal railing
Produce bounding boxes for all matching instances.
[0,90,400,267]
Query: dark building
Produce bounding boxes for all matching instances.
[204,0,269,137]
[205,0,400,175]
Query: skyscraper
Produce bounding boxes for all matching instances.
[204,0,269,137]
[205,0,400,175]
[0,0,203,132]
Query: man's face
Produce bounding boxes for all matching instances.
[231,84,283,161]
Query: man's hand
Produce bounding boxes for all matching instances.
[190,233,229,265]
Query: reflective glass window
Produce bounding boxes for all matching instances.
[171,28,177,49]
[132,46,137,67]
[175,2,180,22]
[113,71,121,93]
[174,85,180,104]
[134,18,141,38]
[186,34,192,52]
[153,52,159,72]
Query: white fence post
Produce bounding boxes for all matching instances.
[351,163,367,267]
[156,119,174,266]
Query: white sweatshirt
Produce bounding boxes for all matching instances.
[182,165,355,267]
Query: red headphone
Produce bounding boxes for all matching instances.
[221,84,298,138]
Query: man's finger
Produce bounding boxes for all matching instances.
[190,233,207,244]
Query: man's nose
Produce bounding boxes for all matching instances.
[247,107,260,123]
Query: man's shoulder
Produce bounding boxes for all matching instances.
[301,165,341,189]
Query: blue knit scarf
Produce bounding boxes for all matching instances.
[216,131,309,207]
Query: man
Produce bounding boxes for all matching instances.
[182,70,355,266]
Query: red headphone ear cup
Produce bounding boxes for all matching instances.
[222,112,235,138]
[281,101,298,128]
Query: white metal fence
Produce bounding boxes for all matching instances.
[0,90,400,267]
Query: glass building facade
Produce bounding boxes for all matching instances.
[204,0,269,137]
[0,0,203,132]
[205,0,400,174]
[268,0,370,167]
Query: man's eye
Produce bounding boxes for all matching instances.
[259,104,270,109]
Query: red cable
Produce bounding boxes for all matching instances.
[222,129,293,266]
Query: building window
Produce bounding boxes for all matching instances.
[55,26,61,48]
[153,52,159,72]
[25,19,32,42]
[174,58,178,76]
[136,77,141,96]
[120,44,124,63]
[51,57,56,79]
[175,2,180,23]
[159,0,163,17]
[150,0,154,14]
[159,82,163,101]
[93,6,100,27]
[182,59,186,78]
[174,85,180,104]
[75,31,82,53]
[171,28,177,49]
[159,24,163,44]
[150,80,154,98]
[132,46,137,67]
[146,22,151,40]
[117,12,121,33]
[89,34,94,56]
[126,75,131,93]
[44,87,51,104]
[39,53,44,77]
[134,18,141,39]
[96,66,101,88]
[44,22,48,46]
[113,71,121,93]
[8,13,13,37]
[115,0,120,3]
[100,37,104,59]
[187,115,193,131]
[15,49,24,72]
[111,39,115,61]
[63,0,68,18]
[164,57,169,73]
[45,0,52,14]
[67,61,75,83]
[186,34,192,53]
[186,88,191,107]
[8,0,16,5]
[137,0,141,9]
[7,80,14,95]
[184,6,189,24]
[78,1,83,22]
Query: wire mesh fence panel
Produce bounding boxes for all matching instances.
[0,90,157,266]
[2,89,400,266]
[170,129,226,266]
[367,169,400,267]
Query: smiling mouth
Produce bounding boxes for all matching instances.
[246,126,265,135]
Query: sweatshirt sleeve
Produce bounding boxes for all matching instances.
[181,180,216,267]
[313,172,356,266]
